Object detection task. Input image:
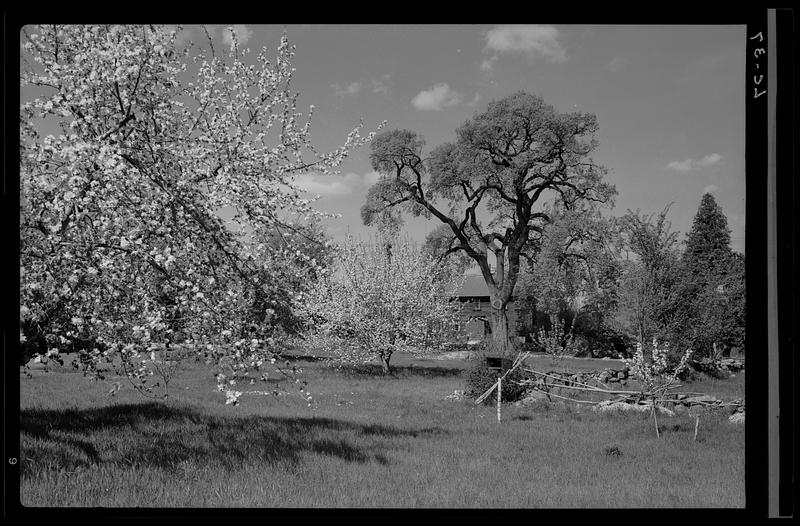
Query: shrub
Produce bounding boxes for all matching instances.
[533,315,579,364]
[513,340,537,354]
[677,365,701,382]
[583,323,634,358]
[464,363,528,404]
[570,335,592,357]
[689,358,731,379]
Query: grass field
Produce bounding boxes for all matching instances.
[19,351,745,508]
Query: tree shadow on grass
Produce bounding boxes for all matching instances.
[284,355,468,379]
[20,402,448,475]
[336,363,466,378]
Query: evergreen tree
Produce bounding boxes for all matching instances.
[683,193,732,282]
[679,193,745,358]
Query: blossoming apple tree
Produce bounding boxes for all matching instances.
[623,338,694,437]
[301,235,465,374]
[19,24,379,401]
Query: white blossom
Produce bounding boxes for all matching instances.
[19,25,376,402]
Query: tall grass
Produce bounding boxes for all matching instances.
[19,354,744,508]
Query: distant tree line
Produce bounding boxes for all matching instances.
[510,192,745,361]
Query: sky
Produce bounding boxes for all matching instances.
[23,24,748,255]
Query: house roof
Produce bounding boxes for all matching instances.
[454,274,520,301]
[455,274,491,297]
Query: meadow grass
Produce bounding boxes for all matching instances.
[19,352,744,508]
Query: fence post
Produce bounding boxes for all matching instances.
[497,375,502,423]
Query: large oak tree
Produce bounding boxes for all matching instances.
[361,92,615,355]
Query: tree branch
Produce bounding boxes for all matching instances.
[99,113,137,142]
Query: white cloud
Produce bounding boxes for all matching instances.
[363,171,382,186]
[293,175,351,196]
[292,172,380,196]
[480,56,498,71]
[666,159,694,173]
[222,25,253,48]
[697,153,722,167]
[667,153,722,173]
[411,83,463,111]
[485,25,567,63]
[703,184,719,194]
[332,81,362,97]
[466,93,481,107]
[371,75,391,95]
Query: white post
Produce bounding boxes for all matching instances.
[497,376,502,423]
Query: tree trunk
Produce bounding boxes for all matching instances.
[489,306,512,356]
[379,351,392,375]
